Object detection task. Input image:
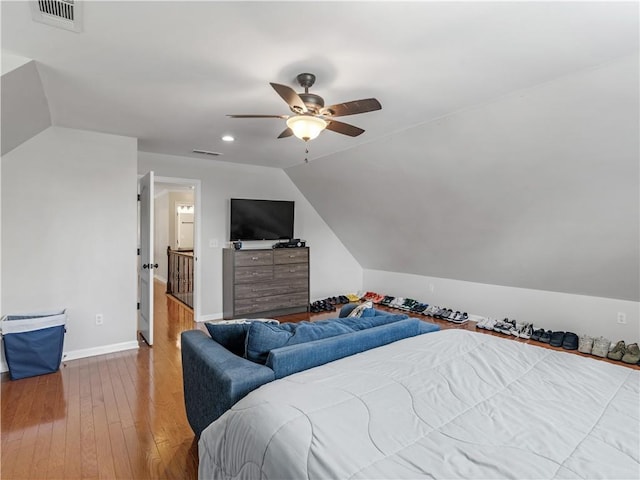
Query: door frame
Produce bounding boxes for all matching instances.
[155,176,202,321]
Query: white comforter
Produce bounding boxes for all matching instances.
[199,329,640,479]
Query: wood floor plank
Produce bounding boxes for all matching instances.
[63,356,83,480]
[80,359,99,480]
[107,421,134,479]
[1,280,200,479]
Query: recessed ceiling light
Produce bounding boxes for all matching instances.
[222,135,234,142]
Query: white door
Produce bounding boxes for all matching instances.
[138,171,154,345]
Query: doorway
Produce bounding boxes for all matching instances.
[138,174,201,344]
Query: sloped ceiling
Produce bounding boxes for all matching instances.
[287,55,639,301]
[2,1,638,301]
[1,60,51,155]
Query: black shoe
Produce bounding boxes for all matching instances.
[540,330,552,343]
[549,331,565,347]
[562,332,578,350]
[531,328,544,341]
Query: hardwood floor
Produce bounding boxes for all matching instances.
[3,291,637,480]
[1,281,201,480]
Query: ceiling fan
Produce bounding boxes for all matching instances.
[227,73,382,142]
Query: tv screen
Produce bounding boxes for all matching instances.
[230,198,294,241]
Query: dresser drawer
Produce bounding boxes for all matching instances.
[274,263,309,281]
[234,250,273,267]
[273,248,308,265]
[234,292,309,316]
[234,266,273,284]
[235,279,306,300]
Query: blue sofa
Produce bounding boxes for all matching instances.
[181,309,440,437]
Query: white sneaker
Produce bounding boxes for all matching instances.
[510,321,522,337]
[484,317,497,331]
[475,317,488,329]
[519,323,533,339]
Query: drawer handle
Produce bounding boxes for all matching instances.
[252,272,259,276]
[289,269,296,273]
[251,256,259,261]
[289,255,295,258]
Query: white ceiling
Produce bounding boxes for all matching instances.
[2,1,638,169]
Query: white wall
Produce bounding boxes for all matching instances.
[365,269,640,341]
[138,152,362,320]
[1,126,138,369]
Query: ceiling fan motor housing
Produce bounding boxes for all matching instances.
[298,93,324,113]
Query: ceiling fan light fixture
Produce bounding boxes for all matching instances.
[286,115,327,141]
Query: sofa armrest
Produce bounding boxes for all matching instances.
[266,318,428,379]
[181,330,275,437]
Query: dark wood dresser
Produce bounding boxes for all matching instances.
[222,247,309,319]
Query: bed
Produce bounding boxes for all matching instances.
[198,329,640,479]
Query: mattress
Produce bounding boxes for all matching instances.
[198,329,640,479]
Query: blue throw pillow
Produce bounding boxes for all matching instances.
[205,319,278,356]
[245,320,355,364]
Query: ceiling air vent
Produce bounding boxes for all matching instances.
[30,0,83,32]
[192,149,223,157]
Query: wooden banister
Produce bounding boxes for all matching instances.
[166,246,194,308]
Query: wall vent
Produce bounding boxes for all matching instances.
[30,0,83,32]
[192,149,223,157]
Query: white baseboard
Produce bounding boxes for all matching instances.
[61,341,139,362]
[197,312,224,323]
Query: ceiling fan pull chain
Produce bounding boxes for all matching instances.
[305,144,310,163]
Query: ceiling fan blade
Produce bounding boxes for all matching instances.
[227,114,288,119]
[325,120,365,137]
[270,83,308,113]
[277,128,293,139]
[322,98,381,117]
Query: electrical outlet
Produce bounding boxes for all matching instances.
[617,312,627,324]
[95,314,104,326]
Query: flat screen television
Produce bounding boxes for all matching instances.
[229,198,295,241]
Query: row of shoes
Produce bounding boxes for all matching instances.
[581,338,640,365]
[476,317,535,339]
[531,329,579,349]
[476,318,639,364]
[309,293,363,313]
[359,292,469,324]
[309,299,339,313]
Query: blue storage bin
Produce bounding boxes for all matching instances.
[1,309,66,380]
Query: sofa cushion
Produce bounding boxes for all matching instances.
[335,313,409,331]
[266,318,425,378]
[245,320,355,364]
[205,319,278,356]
